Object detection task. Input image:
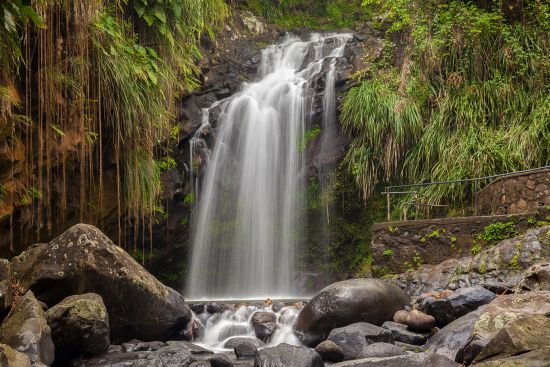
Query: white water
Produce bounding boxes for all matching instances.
[187,33,352,300]
[195,304,302,350]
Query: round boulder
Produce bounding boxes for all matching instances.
[404,309,435,332]
[46,293,109,360]
[314,340,344,362]
[234,342,258,359]
[294,278,411,346]
[254,322,277,342]
[250,311,276,325]
[0,344,31,367]
[254,343,323,367]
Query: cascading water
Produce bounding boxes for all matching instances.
[187,33,352,301]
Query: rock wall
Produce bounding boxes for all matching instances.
[371,208,550,276]
[475,168,550,215]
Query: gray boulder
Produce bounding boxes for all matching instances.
[254,322,277,342]
[315,340,344,362]
[234,341,257,359]
[330,352,458,366]
[73,345,195,366]
[424,307,484,361]
[473,346,550,367]
[327,322,394,360]
[516,262,550,292]
[381,322,427,345]
[360,343,406,358]
[418,286,496,326]
[0,344,31,367]
[223,337,263,349]
[10,224,192,343]
[250,311,276,325]
[0,259,12,316]
[294,279,410,346]
[46,293,109,360]
[0,291,54,365]
[254,343,323,367]
[209,353,233,367]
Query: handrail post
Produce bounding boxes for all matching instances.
[386,190,391,221]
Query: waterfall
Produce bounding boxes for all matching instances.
[187,33,352,300]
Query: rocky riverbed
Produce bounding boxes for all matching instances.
[0,224,549,366]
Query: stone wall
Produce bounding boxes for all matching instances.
[370,208,549,276]
[475,168,550,215]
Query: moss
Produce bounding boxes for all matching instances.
[427,229,440,238]
[481,222,518,245]
[383,249,393,258]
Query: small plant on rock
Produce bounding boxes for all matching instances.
[481,221,518,245]
[383,249,393,258]
[427,229,440,238]
[413,252,423,268]
[471,242,482,255]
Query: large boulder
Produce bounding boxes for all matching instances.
[516,262,550,292]
[474,314,550,364]
[0,344,31,367]
[233,341,258,359]
[424,307,484,361]
[294,278,411,346]
[329,353,458,367]
[0,291,54,365]
[10,224,192,342]
[74,345,196,367]
[359,343,406,358]
[327,323,394,360]
[254,343,323,367]
[46,293,109,360]
[473,346,550,367]
[418,286,496,326]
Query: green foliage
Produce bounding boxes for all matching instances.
[183,192,194,206]
[388,226,398,233]
[471,242,482,255]
[241,0,364,30]
[481,221,518,245]
[478,260,487,274]
[0,1,44,77]
[427,228,440,238]
[412,252,422,268]
[158,156,177,171]
[298,125,321,152]
[383,249,393,257]
[509,252,521,270]
[343,0,550,211]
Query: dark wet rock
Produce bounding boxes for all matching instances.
[219,324,249,340]
[254,343,323,367]
[190,318,205,340]
[0,343,31,367]
[474,314,550,364]
[122,340,165,352]
[10,224,192,343]
[0,291,54,365]
[381,321,427,345]
[327,322,394,360]
[254,322,277,342]
[424,307,484,361]
[209,353,233,367]
[393,226,550,296]
[190,304,206,314]
[516,262,550,292]
[360,343,406,358]
[271,302,285,313]
[234,342,257,359]
[206,303,228,314]
[473,346,550,367]
[456,336,487,365]
[418,286,496,326]
[46,293,109,360]
[250,311,276,325]
[166,340,213,355]
[224,337,263,349]
[480,281,515,295]
[329,352,458,366]
[315,340,345,363]
[403,309,435,332]
[73,345,195,367]
[294,278,410,346]
[0,259,12,316]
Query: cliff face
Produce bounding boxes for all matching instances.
[0,8,381,288]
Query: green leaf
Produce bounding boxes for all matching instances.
[134,3,146,18]
[153,5,167,23]
[143,14,155,26]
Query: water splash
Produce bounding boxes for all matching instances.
[187,33,352,300]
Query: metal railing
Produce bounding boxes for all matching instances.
[381,166,550,222]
